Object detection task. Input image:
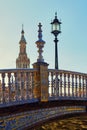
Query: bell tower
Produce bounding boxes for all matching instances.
[16,25,30,68]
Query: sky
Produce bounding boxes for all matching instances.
[0,0,87,73]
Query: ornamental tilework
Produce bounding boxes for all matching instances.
[0,106,86,130]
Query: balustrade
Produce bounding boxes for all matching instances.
[0,68,37,105]
[48,69,87,99]
[0,68,87,106]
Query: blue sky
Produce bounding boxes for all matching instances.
[0,0,87,73]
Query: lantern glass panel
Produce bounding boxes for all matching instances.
[53,23,60,31]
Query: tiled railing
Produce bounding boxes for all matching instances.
[0,68,38,106]
[48,69,87,99]
[0,68,87,106]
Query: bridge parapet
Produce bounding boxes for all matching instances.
[48,69,87,99]
[0,68,87,129]
[0,68,87,107]
[0,68,38,105]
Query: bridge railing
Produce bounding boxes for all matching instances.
[48,69,87,99]
[0,68,38,106]
[0,68,87,106]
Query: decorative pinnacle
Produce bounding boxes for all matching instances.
[36,23,45,62]
[38,23,42,41]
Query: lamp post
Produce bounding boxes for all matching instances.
[51,12,61,69]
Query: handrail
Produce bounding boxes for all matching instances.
[0,68,38,73]
[48,69,87,76]
[0,68,38,105]
[48,69,87,98]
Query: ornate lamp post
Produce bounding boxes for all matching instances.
[51,12,61,69]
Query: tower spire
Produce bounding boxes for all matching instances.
[21,24,24,35]
[16,26,30,68]
[20,24,26,43]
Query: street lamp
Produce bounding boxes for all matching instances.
[51,12,61,69]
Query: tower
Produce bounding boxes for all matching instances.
[16,26,30,68]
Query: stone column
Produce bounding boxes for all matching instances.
[33,22,49,102]
[33,62,49,102]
